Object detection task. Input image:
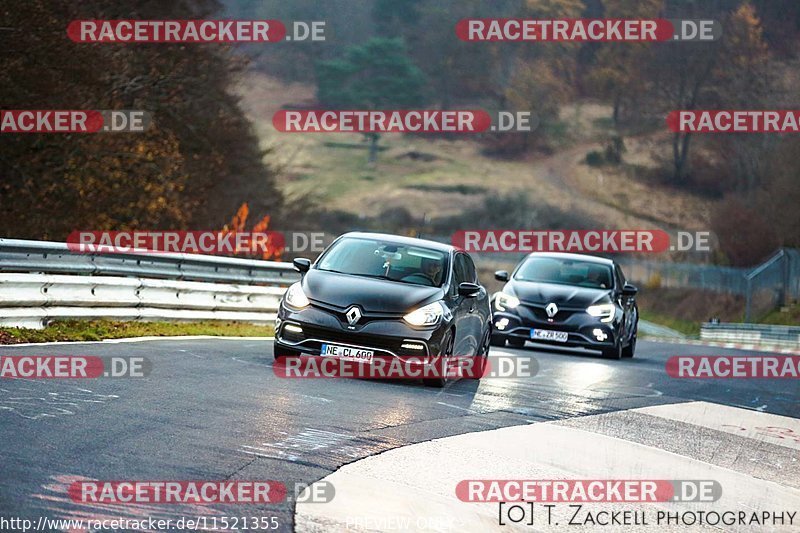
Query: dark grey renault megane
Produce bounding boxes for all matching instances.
[274,232,492,386]
[491,252,638,359]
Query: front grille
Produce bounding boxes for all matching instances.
[522,303,577,322]
[300,324,405,353]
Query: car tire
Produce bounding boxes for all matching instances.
[273,344,300,361]
[602,342,623,360]
[622,334,636,358]
[506,337,526,349]
[424,330,454,388]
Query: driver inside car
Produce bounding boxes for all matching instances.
[587,266,610,288]
[420,258,442,286]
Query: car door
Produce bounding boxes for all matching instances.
[450,253,473,357]
[462,253,489,353]
[615,264,636,343]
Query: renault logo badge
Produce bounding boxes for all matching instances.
[345,306,362,325]
[545,303,558,318]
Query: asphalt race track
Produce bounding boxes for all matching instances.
[1,338,798,532]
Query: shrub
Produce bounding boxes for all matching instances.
[585,150,605,166]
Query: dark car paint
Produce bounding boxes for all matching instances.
[274,232,492,365]
[506,281,611,309]
[303,270,443,314]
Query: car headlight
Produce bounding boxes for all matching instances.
[494,292,520,312]
[587,303,615,323]
[403,302,443,326]
[284,282,310,309]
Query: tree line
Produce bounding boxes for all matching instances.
[0,0,282,239]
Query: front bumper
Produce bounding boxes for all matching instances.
[275,302,449,360]
[492,307,618,350]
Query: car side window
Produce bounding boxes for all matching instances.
[453,254,469,286]
[463,254,478,283]
[615,265,626,289]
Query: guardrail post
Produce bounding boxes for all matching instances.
[745,276,752,322]
[781,248,789,306]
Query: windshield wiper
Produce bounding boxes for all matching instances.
[359,273,412,284]
[320,270,418,285]
[318,268,351,275]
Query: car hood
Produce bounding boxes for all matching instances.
[506,280,611,308]
[303,269,443,314]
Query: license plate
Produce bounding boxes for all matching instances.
[531,329,568,342]
[321,343,374,362]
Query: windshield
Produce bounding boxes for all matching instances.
[514,257,613,290]
[317,237,448,287]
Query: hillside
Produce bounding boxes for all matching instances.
[235,72,714,237]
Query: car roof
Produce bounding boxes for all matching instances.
[338,232,456,254]
[523,251,615,266]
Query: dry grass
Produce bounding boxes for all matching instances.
[235,72,716,234]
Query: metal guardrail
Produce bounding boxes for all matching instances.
[0,239,300,329]
[0,238,300,285]
[700,322,800,347]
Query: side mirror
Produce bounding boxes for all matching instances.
[293,258,311,273]
[494,270,510,282]
[458,282,481,298]
[622,283,638,296]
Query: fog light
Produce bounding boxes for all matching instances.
[593,328,607,342]
[285,324,303,333]
[400,342,425,350]
[495,318,509,330]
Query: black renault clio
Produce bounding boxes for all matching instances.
[491,252,638,359]
[274,232,492,385]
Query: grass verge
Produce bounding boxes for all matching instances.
[759,304,800,326]
[0,320,274,345]
[639,310,701,337]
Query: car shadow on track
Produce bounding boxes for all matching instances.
[494,342,637,362]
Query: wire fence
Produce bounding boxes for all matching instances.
[617,249,800,320]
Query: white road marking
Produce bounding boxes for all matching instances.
[231,356,273,367]
[436,401,475,413]
[240,428,370,462]
[301,394,333,403]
